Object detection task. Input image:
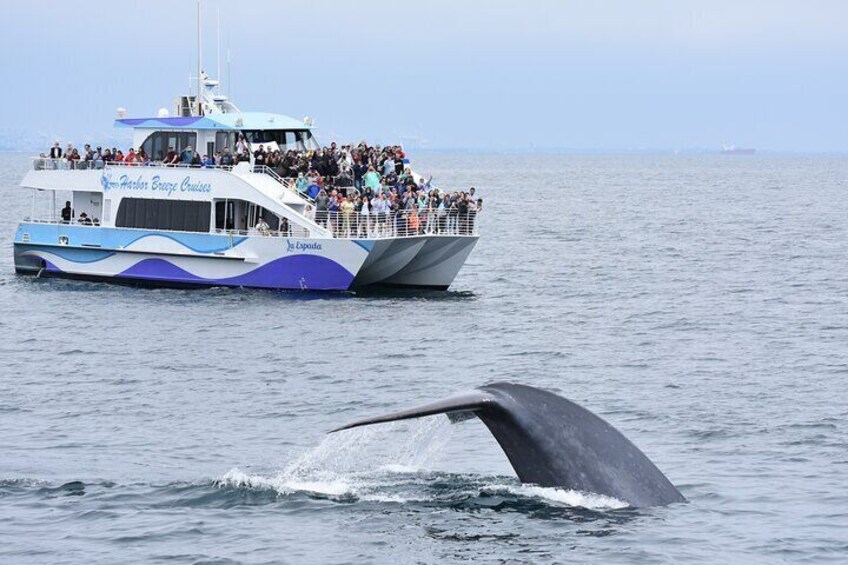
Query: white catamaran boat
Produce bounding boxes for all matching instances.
[13,76,479,291]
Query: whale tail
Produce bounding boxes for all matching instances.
[330,382,686,507]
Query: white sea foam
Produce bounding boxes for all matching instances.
[503,484,629,510]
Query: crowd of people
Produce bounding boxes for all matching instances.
[305,185,480,238]
[262,139,482,237]
[41,137,482,237]
[40,141,210,168]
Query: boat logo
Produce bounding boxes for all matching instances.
[286,239,323,253]
[99,173,212,197]
[100,174,118,190]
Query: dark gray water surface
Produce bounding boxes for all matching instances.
[1,153,847,564]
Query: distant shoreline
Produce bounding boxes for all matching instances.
[2,149,845,156]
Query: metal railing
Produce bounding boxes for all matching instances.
[32,158,108,170]
[22,210,479,240]
[30,158,317,204]
[246,165,314,205]
[31,157,239,171]
[314,209,480,239]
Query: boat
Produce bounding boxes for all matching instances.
[721,145,756,155]
[13,74,479,291]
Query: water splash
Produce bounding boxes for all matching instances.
[220,416,454,499]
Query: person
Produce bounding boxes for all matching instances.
[253,144,266,168]
[359,195,370,237]
[78,212,92,226]
[49,141,62,159]
[470,198,482,233]
[353,160,367,192]
[295,172,309,194]
[363,165,381,192]
[254,217,270,234]
[60,201,73,223]
[408,206,420,235]
[220,147,234,166]
[370,193,381,236]
[457,194,469,234]
[67,148,81,169]
[94,146,105,168]
[327,192,340,236]
[164,146,178,164]
[314,188,329,227]
[307,173,322,199]
[180,145,194,164]
[447,196,458,234]
[235,133,249,156]
[436,195,447,234]
[383,155,395,176]
[340,195,354,237]
[202,154,215,168]
[336,167,353,195]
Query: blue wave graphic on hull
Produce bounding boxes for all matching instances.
[22,247,116,264]
[114,233,248,254]
[116,256,355,290]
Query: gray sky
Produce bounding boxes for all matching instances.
[2,0,846,151]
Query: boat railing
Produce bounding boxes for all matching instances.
[22,210,479,240]
[31,157,239,172]
[247,165,314,205]
[29,158,315,204]
[315,209,480,239]
[32,158,108,170]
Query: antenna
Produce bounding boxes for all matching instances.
[196,0,202,115]
[216,6,221,86]
[227,47,232,100]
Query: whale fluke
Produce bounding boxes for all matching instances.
[330,382,686,507]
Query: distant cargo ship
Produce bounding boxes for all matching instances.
[721,145,756,155]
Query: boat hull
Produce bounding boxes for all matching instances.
[13,223,366,291]
[13,223,477,291]
[352,236,478,290]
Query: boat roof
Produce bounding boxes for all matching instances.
[115,112,312,131]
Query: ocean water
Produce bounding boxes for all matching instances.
[1,152,847,564]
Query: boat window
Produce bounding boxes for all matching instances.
[240,129,317,151]
[140,132,198,162]
[215,131,234,153]
[214,199,279,231]
[115,198,211,232]
[295,130,319,150]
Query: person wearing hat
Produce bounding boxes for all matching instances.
[180,145,194,164]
